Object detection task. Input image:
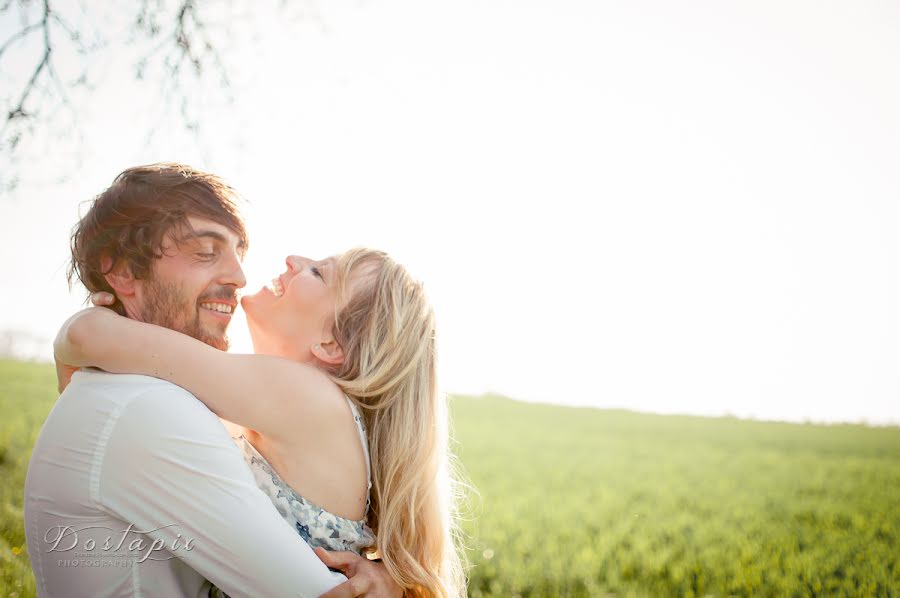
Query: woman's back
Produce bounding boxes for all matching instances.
[237,388,371,522]
[232,395,375,553]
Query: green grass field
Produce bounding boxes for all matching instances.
[2,358,899,597]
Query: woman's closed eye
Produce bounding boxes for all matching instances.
[311,266,323,279]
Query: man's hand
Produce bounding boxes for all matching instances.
[315,548,403,598]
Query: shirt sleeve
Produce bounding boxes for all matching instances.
[93,384,348,598]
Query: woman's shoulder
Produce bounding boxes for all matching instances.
[263,361,350,438]
[265,389,371,521]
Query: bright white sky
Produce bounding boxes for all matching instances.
[2,0,899,424]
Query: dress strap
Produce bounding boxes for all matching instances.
[345,396,372,511]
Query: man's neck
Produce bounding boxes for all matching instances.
[120,301,147,322]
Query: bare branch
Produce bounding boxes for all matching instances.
[0,21,42,61]
[133,0,233,134]
[0,0,286,188]
[4,0,52,126]
[49,12,80,46]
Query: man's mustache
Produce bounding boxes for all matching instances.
[198,289,240,303]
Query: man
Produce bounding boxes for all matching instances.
[24,163,398,597]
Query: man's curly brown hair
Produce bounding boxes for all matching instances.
[68,163,249,316]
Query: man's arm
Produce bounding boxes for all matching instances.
[95,384,347,598]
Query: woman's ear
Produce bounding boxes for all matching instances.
[311,340,345,367]
[100,255,137,298]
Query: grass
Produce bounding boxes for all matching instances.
[2,358,899,596]
[0,360,55,598]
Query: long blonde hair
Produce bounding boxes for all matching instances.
[329,248,466,598]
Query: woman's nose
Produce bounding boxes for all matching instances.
[285,255,304,272]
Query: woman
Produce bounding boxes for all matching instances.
[54,248,467,598]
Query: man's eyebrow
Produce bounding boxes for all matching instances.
[184,230,247,250]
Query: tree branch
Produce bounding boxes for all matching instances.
[0,21,42,61]
[4,0,52,124]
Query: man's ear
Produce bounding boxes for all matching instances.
[311,340,345,367]
[100,255,137,298]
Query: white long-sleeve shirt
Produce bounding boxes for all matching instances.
[24,368,348,598]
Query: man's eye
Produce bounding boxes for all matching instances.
[196,252,217,260]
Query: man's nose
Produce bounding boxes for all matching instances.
[221,252,247,289]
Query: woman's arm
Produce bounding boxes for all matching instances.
[55,359,80,394]
[54,307,344,439]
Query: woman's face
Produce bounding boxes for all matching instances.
[241,254,342,364]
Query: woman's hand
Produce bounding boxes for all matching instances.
[89,291,116,307]
[315,548,403,598]
[55,360,80,394]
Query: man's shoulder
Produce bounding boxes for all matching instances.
[65,369,217,429]
[71,370,228,449]
[69,368,194,398]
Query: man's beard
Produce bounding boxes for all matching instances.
[141,278,231,351]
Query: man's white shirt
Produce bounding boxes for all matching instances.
[23,368,347,598]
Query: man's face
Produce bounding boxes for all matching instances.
[135,216,247,351]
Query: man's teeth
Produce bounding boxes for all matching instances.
[200,302,234,314]
[271,277,284,297]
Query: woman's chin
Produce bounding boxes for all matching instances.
[241,293,273,339]
[241,287,270,312]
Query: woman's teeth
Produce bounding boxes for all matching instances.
[271,277,284,297]
[200,302,234,314]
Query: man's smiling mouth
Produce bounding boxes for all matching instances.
[199,302,235,315]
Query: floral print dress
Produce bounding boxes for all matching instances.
[209,396,375,597]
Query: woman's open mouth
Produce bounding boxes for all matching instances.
[269,275,285,297]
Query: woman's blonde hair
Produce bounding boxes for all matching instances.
[329,248,467,598]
